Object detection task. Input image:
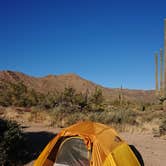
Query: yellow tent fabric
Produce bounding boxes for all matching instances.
[34,121,141,166]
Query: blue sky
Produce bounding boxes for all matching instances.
[0,0,166,90]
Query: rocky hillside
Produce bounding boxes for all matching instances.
[0,70,155,103]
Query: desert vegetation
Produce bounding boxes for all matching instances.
[0,79,166,166]
[0,81,165,134]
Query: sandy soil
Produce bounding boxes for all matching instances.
[120,132,166,166]
[23,124,166,166]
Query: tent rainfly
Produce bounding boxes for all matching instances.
[34,121,144,166]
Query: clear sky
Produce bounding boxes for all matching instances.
[0,0,166,90]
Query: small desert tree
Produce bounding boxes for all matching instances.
[89,87,105,111]
[62,87,76,104]
[91,88,103,105]
[74,93,88,110]
[40,92,58,109]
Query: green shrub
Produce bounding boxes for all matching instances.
[0,119,26,166]
[90,87,104,105]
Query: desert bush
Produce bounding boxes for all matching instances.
[65,112,88,126]
[0,81,41,107]
[49,104,139,128]
[112,109,138,125]
[28,108,50,123]
[90,88,103,105]
[0,82,13,106]
[0,119,26,166]
[39,92,58,109]
[110,99,122,107]
[88,112,111,124]
[74,93,88,110]
[49,105,84,127]
[140,110,164,123]
[62,87,76,104]
[49,107,63,125]
[159,118,166,136]
[86,109,138,126]
[25,89,39,107]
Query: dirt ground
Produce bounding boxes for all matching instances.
[120,132,166,166]
[23,124,166,166]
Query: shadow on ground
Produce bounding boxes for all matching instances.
[22,131,56,165]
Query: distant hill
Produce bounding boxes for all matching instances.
[0,70,155,103]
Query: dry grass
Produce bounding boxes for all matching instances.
[1,106,165,136]
[28,108,51,125]
[0,107,52,126]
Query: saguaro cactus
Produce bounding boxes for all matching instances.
[118,85,123,105]
[160,48,164,96]
[155,52,159,96]
[164,19,166,97]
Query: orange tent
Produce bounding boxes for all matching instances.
[34,121,143,166]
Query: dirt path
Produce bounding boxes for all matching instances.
[120,132,166,166]
[23,125,166,166]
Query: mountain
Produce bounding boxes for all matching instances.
[0,70,155,103]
